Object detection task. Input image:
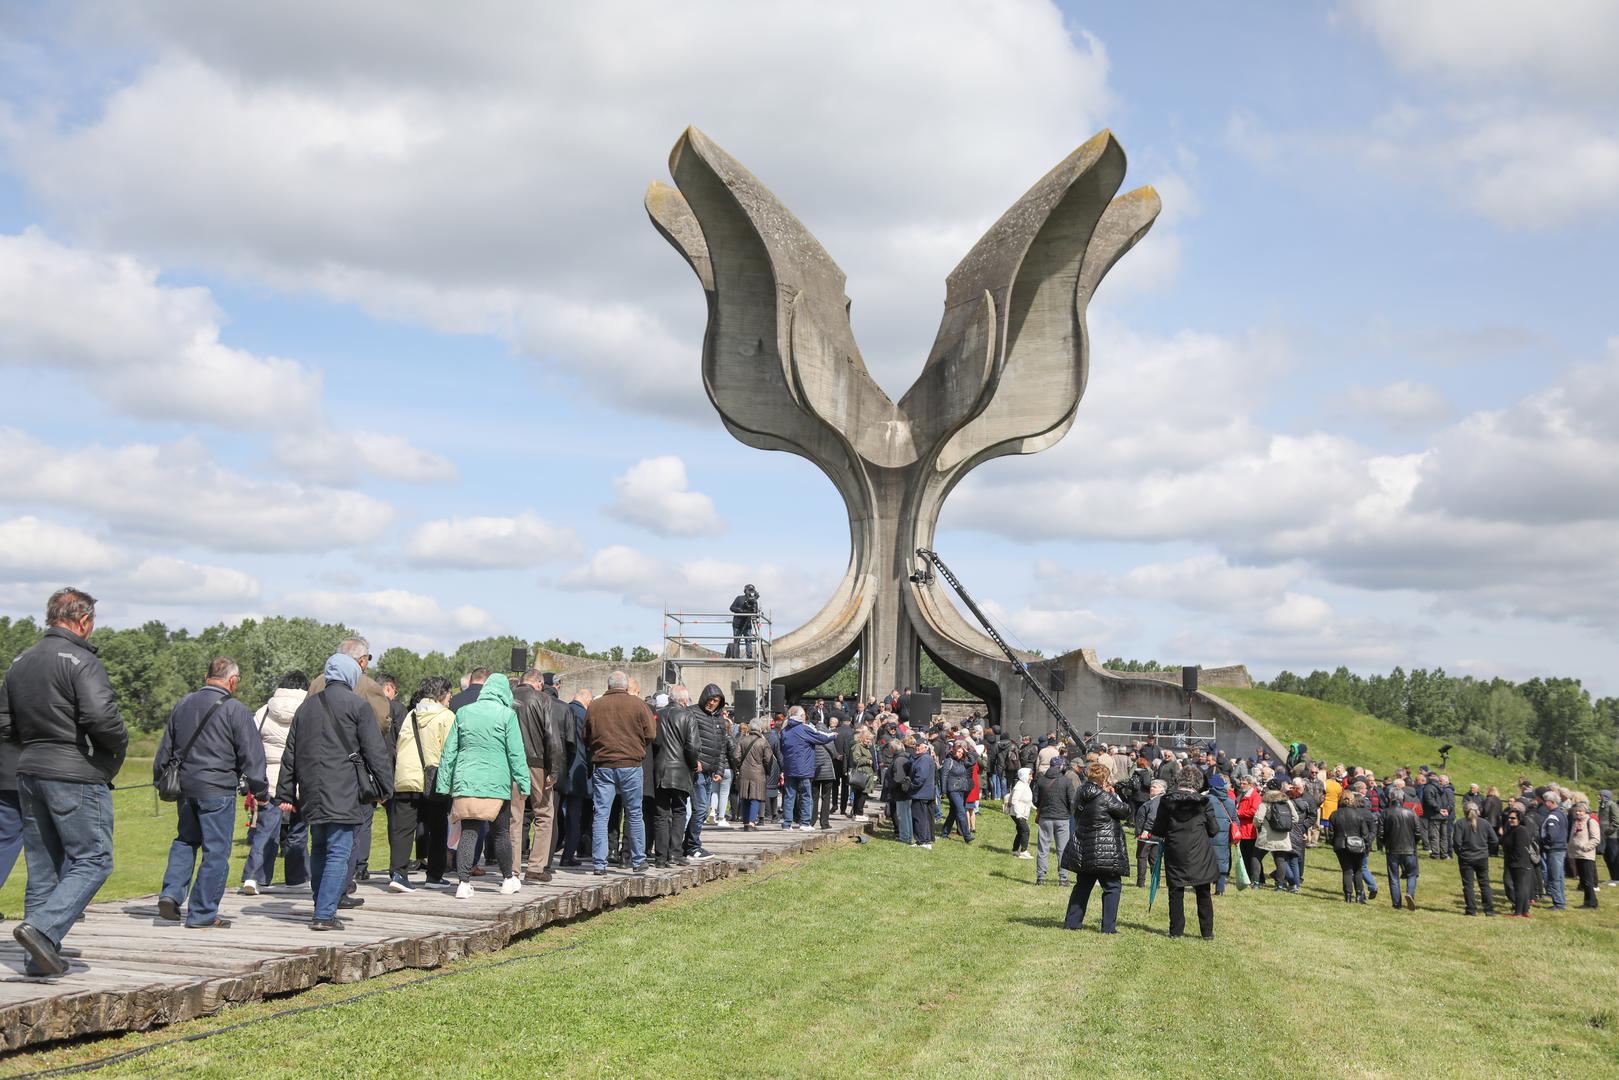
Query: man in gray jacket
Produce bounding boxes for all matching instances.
[0,588,128,976]
[155,657,268,928]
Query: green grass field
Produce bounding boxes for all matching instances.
[1218,687,1574,793]
[4,805,1614,1078]
[2,690,1613,1076]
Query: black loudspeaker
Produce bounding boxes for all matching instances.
[1182,666,1199,694]
[1047,668,1066,692]
[734,688,758,722]
[919,686,941,720]
[510,647,529,673]
[770,682,787,715]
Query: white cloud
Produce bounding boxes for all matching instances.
[1334,379,1452,430]
[1344,0,1619,96]
[560,544,834,632]
[0,516,124,578]
[605,456,722,537]
[278,587,499,636]
[2,1,1119,411]
[119,555,261,605]
[0,228,322,425]
[404,511,582,570]
[271,429,458,485]
[0,428,396,551]
[1039,555,1305,613]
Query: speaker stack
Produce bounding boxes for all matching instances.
[733,688,759,722]
[510,647,529,673]
[770,682,787,715]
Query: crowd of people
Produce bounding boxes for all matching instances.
[2,587,1616,976]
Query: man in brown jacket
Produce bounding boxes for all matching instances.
[584,671,656,875]
[305,636,390,892]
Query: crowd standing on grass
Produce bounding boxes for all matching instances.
[2,587,1617,976]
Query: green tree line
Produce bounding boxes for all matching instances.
[1263,665,1619,786]
[0,616,654,733]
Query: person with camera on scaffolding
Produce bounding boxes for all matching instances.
[727,584,760,660]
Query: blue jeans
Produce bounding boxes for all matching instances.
[591,767,645,869]
[18,774,114,948]
[783,777,812,826]
[160,793,237,925]
[942,791,973,841]
[716,768,733,822]
[1387,853,1419,904]
[991,773,1006,800]
[894,795,914,844]
[241,802,283,886]
[1543,849,1567,908]
[0,790,25,888]
[685,772,711,854]
[309,823,357,921]
[1359,852,1377,894]
[743,799,761,824]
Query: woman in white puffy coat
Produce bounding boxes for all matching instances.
[240,671,307,893]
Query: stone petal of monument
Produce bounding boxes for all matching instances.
[649,127,1284,758]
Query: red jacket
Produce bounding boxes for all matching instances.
[1235,787,1261,841]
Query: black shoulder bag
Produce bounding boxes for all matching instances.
[157,696,231,802]
[319,691,382,803]
[410,709,437,797]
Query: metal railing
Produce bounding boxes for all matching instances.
[1093,714,1218,748]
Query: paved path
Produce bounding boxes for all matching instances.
[0,820,865,1051]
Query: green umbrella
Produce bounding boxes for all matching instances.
[1146,842,1163,912]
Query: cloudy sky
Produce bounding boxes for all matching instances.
[1,2,1616,691]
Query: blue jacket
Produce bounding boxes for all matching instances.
[153,684,268,800]
[908,750,938,800]
[781,716,835,779]
[1540,807,1570,851]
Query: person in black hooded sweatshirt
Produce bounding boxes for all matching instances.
[1149,766,1220,939]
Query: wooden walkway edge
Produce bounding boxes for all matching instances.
[0,821,866,1052]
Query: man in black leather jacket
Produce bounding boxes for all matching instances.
[0,588,128,975]
[652,687,702,869]
[513,670,570,882]
[1380,802,1421,910]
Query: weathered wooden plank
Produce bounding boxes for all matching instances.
[0,820,863,1051]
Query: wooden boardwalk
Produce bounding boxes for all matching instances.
[0,820,865,1051]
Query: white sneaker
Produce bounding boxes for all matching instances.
[455,882,475,900]
[716,820,732,828]
[853,815,870,822]
[920,843,933,850]
[499,876,522,895]
[240,879,258,896]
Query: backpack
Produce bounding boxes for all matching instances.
[1268,799,1293,834]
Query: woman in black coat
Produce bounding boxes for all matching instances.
[1148,766,1220,939]
[1501,807,1537,917]
[1328,791,1376,903]
[1064,763,1131,933]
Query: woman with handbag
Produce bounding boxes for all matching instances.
[1329,792,1376,903]
[274,653,393,932]
[847,728,875,822]
[732,722,775,832]
[388,676,456,892]
[434,674,530,899]
[1064,763,1130,932]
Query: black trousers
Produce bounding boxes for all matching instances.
[1459,857,1494,914]
[910,799,935,844]
[653,788,689,864]
[389,794,447,881]
[1603,836,1619,882]
[1168,883,1214,938]
[1575,857,1600,906]
[813,780,836,828]
[1335,848,1366,900]
[1135,841,1159,887]
[1510,866,1535,915]
[1012,818,1030,853]
[834,767,849,814]
[560,794,587,863]
[851,789,869,817]
[457,802,512,882]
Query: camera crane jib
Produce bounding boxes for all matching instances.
[913,548,1083,747]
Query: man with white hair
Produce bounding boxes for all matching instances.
[155,657,268,928]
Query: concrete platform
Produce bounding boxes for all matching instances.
[0,819,865,1051]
